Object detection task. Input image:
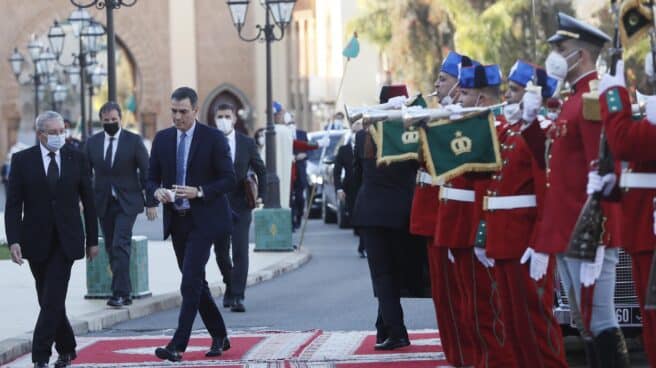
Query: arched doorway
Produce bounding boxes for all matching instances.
[202,84,253,136]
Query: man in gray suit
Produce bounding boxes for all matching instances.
[211,103,266,312]
[84,101,153,307]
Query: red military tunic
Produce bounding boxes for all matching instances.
[532,72,621,253]
[484,122,567,367]
[600,85,656,366]
[409,170,440,237]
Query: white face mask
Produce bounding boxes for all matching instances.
[546,111,559,121]
[65,129,72,138]
[503,103,522,124]
[257,136,265,146]
[215,118,233,135]
[545,49,580,82]
[284,112,293,124]
[45,133,66,151]
[440,83,458,106]
[333,119,344,129]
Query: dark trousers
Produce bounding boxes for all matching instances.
[214,208,252,301]
[28,237,76,363]
[169,214,227,351]
[360,227,408,339]
[99,198,137,298]
[291,185,305,229]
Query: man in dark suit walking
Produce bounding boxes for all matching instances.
[147,87,236,362]
[210,103,266,313]
[84,101,151,307]
[5,111,98,368]
[286,113,309,230]
[334,121,364,257]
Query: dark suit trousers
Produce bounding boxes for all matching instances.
[214,208,252,300]
[100,198,137,297]
[169,213,227,351]
[360,227,408,339]
[291,185,305,228]
[28,234,76,362]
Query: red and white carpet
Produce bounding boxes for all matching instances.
[3,330,449,367]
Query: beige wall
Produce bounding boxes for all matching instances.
[169,0,198,91]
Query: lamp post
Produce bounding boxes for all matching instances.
[70,0,137,103]
[48,11,105,140]
[226,0,296,209]
[88,64,108,133]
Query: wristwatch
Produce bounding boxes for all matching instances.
[197,186,204,198]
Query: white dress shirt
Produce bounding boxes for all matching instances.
[226,130,236,163]
[175,122,196,209]
[40,143,61,176]
[103,128,122,167]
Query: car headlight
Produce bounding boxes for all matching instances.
[310,174,323,185]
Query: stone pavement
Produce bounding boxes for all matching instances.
[0,238,310,365]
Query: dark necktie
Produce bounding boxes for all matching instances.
[175,132,187,207]
[47,152,58,193]
[105,136,115,168]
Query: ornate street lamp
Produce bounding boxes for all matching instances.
[226,0,296,209]
[8,35,52,122]
[8,48,24,78]
[70,0,137,103]
[53,84,68,111]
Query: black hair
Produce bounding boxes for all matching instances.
[99,101,122,119]
[171,87,198,107]
[216,103,236,114]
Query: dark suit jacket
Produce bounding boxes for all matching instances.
[4,145,98,262]
[351,130,418,230]
[228,132,266,212]
[293,129,309,189]
[334,141,356,211]
[146,122,236,240]
[84,129,149,217]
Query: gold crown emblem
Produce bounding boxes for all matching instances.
[450,131,472,156]
[270,223,278,237]
[401,130,420,144]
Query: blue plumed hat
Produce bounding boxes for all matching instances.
[441,51,464,78]
[459,64,502,89]
[508,60,559,98]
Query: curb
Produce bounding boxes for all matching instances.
[0,248,311,365]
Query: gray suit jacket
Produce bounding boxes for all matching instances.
[84,129,149,217]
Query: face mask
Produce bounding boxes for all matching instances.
[257,136,265,146]
[284,112,293,124]
[546,112,559,120]
[440,83,458,106]
[545,49,580,81]
[65,129,72,138]
[103,122,119,136]
[503,103,522,124]
[333,119,344,129]
[215,118,233,135]
[46,133,66,151]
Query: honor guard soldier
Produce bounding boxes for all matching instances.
[596,58,656,367]
[413,51,478,367]
[522,12,630,366]
[434,63,517,368]
[483,60,568,367]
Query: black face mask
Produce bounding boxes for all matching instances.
[103,122,119,136]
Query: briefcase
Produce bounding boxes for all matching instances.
[245,171,259,209]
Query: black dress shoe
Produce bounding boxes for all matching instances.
[205,336,230,357]
[155,346,182,362]
[374,337,410,350]
[33,363,48,368]
[231,299,246,312]
[358,249,366,258]
[54,351,77,367]
[107,296,132,307]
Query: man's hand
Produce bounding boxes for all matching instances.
[598,60,626,94]
[520,247,550,281]
[86,245,99,261]
[474,247,495,268]
[446,103,464,120]
[580,245,605,287]
[295,153,308,161]
[337,190,346,202]
[155,188,174,203]
[522,83,542,123]
[9,243,23,265]
[146,207,158,221]
[174,185,199,199]
[586,171,617,196]
[386,96,407,109]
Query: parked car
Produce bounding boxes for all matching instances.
[321,131,354,228]
[554,248,642,337]
[305,130,349,219]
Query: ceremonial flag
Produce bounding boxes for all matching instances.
[342,32,360,59]
[374,94,428,165]
[421,110,501,182]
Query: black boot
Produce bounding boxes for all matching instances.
[582,337,600,368]
[594,328,631,368]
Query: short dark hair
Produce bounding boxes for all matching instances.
[99,101,122,119]
[216,103,236,114]
[171,87,198,107]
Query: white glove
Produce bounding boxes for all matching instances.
[448,249,455,264]
[521,83,542,123]
[586,171,617,196]
[317,136,330,147]
[295,152,307,161]
[645,52,654,80]
[474,247,495,268]
[386,96,407,109]
[580,245,605,287]
[646,96,656,125]
[520,247,550,281]
[446,103,464,120]
[598,60,626,94]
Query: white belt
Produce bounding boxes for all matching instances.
[619,173,656,189]
[439,187,475,202]
[416,171,444,186]
[484,194,536,210]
